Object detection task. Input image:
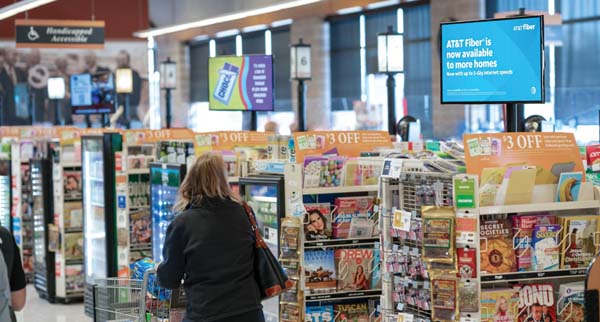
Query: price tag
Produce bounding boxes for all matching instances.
[393,210,412,231]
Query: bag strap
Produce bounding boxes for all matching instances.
[241,202,269,249]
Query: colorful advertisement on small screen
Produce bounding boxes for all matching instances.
[208,55,274,111]
[70,72,115,114]
[441,16,544,104]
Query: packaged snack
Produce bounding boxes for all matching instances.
[532,224,561,271]
[335,248,373,291]
[305,305,334,322]
[558,282,585,322]
[515,283,556,322]
[304,250,337,294]
[561,216,599,269]
[481,288,519,322]
[422,206,455,264]
[512,214,557,271]
[431,274,457,322]
[281,218,300,260]
[334,301,369,322]
[303,203,332,241]
[480,217,516,274]
[456,247,477,278]
[458,280,479,313]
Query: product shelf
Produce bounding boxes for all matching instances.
[479,200,600,215]
[480,268,588,283]
[303,237,379,249]
[62,163,82,168]
[302,185,379,195]
[305,289,382,302]
[126,169,149,175]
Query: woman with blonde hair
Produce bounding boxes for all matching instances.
[157,152,264,322]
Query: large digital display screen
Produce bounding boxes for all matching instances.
[208,55,274,111]
[440,16,544,104]
[70,73,115,114]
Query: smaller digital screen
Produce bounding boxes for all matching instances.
[70,73,115,114]
[150,167,182,262]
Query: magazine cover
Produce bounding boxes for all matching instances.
[334,302,369,322]
[348,217,374,238]
[304,203,332,241]
[333,196,374,239]
[480,217,517,274]
[304,250,337,294]
[532,225,561,271]
[130,209,152,246]
[561,216,599,269]
[558,282,584,322]
[305,305,334,322]
[64,233,84,260]
[512,214,557,271]
[335,248,373,291]
[63,170,82,199]
[481,288,519,322]
[65,265,84,292]
[63,201,83,229]
[515,283,556,322]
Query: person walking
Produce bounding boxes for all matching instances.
[157,152,263,322]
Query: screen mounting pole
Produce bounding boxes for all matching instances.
[250,111,257,131]
[505,103,525,132]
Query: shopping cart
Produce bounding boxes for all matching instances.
[92,269,187,322]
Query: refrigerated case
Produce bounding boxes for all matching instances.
[31,158,55,302]
[149,163,186,262]
[239,175,285,322]
[82,133,121,317]
[0,159,11,231]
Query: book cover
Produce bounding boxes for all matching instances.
[304,203,332,241]
[335,248,373,291]
[480,217,517,274]
[305,305,334,322]
[63,170,82,199]
[63,201,83,229]
[532,225,561,271]
[371,248,381,289]
[558,282,584,322]
[561,216,599,269]
[334,301,369,322]
[512,214,556,271]
[130,209,152,246]
[304,250,337,294]
[515,283,556,322]
[481,288,519,322]
[64,233,83,260]
[333,197,374,239]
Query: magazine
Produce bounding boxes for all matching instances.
[334,301,369,322]
[306,305,334,322]
[480,217,516,274]
[63,201,83,230]
[515,283,556,322]
[304,250,337,294]
[304,203,332,241]
[63,170,82,199]
[560,216,599,269]
[335,248,373,291]
[130,209,152,246]
[481,288,519,322]
[64,233,83,260]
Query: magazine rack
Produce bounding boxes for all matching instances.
[380,159,600,322]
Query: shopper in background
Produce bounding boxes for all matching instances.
[157,152,264,322]
[264,120,279,133]
[0,225,26,322]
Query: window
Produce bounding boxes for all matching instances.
[330,15,361,111]
[271,27,292,112]
[189,41,209,102]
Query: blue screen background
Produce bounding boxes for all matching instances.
[441,17,543,103]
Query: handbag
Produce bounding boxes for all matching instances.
[241,202,293,300]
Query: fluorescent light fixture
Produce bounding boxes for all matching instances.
[337,6,362,15]
[0,0,56,21]
[242,24,268,33]
[134,0,320,38]
[271,18,293,28]
[215,28,240,38]
[209,39,216,57]
[265,30,272,55]
[366,0,400,10]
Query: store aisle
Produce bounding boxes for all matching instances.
[19,285,90,322]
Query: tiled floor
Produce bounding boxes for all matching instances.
[19,285,90,322]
